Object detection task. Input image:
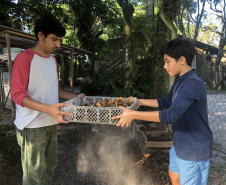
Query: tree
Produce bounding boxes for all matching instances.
[116,0,134,90]
[198,23,218,46]
[14,0,65,31]
[0,0,18,28]
[68,0,121,73]
[205,0,226,89]
[174,0,207,41]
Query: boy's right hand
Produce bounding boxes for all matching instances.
[128,96,142,109]
[46,103,74,124]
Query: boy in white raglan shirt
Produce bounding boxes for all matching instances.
[11,14,84,185]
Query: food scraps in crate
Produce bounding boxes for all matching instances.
[85,97,133,108]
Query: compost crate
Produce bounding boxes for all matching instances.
[132,120,173,154]
[61,96,137,125]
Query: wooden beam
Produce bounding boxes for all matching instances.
[145,141,173,148]
[0,44,3,54]
[143,131,173,138]
[60,55,64,89]
[0,30,7,35]
[0,36,34,48]
[158,10,177,92]
[6,32,15,118]
[6,33,12,86]
[5,30,36,40]
[0,29,92,55]
[70,50,74,93]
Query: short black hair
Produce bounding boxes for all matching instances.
[161,38,195,66]
[34,14,66,41]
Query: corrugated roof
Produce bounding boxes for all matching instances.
[0,25,91,55]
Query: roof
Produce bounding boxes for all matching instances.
[0,53,18,61]
[0,25,91,55]
[178,35,219,55]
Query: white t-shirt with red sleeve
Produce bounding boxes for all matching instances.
[11,48,59,130]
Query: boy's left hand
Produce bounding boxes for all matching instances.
[112,106,134,127]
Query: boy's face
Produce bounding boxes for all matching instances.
[164,54,182,77]
[39,33,62,54]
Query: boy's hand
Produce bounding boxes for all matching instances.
[128,96,141,109]
[112,106,134,127]
[78,93,85,99]
[46,103,74,124]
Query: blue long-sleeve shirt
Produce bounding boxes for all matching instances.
[158,70,213,161]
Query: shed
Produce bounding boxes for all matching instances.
[0,25,91,117]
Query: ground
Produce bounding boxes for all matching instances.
[0,92,226,184]
[0,122,172,185]
[1,121,226,185]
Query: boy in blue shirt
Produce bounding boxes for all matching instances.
[112,38,213,185]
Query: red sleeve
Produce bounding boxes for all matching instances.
[51,55,59,88]
[11,49,33,107]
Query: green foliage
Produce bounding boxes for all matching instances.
[66,0,122,72]
[14,0,65,30]
[79,1,169,100]
[0,0,18,28]
[3,0,176,100]
[0,125,19,159]
[113,89,131,98]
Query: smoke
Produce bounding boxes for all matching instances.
[76,125,150,185]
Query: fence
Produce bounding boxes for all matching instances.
[194,41,226,184]
[187,26,226,184]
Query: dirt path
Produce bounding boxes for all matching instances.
[53,123,161,185]
[0,122,172,185]
[1,120,225,185]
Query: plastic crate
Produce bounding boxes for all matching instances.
[60,96,138,125]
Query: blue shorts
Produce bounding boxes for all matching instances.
[169,145,210,185]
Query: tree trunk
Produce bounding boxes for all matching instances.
[158,10,177,92]
[215,35,226,90]
[146,0,154,17]
[193,0,206,41]
[117,0,134,91]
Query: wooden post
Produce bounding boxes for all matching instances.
[0,44,3,54]
[60,55,64,89]
[6,32,16,118]
[211,56,216,88]
[158,10,177,92]
[218,65,221,90]
[70,50,74,93]
[221,66,225,89]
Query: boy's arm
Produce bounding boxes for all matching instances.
[11,52,73,124]
[138,99,159,108]
[157,84,174,108]
[136,83,174,109]
[22,97,73,123]
[11,52,31,106]
[112,106,159,127]
[113,78,202,127]
[159,79,201,125]
[58,88,85,100]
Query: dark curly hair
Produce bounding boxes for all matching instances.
[161,38,195,66]
[34,14,66,41]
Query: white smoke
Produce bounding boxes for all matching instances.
[76,125,153,185]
